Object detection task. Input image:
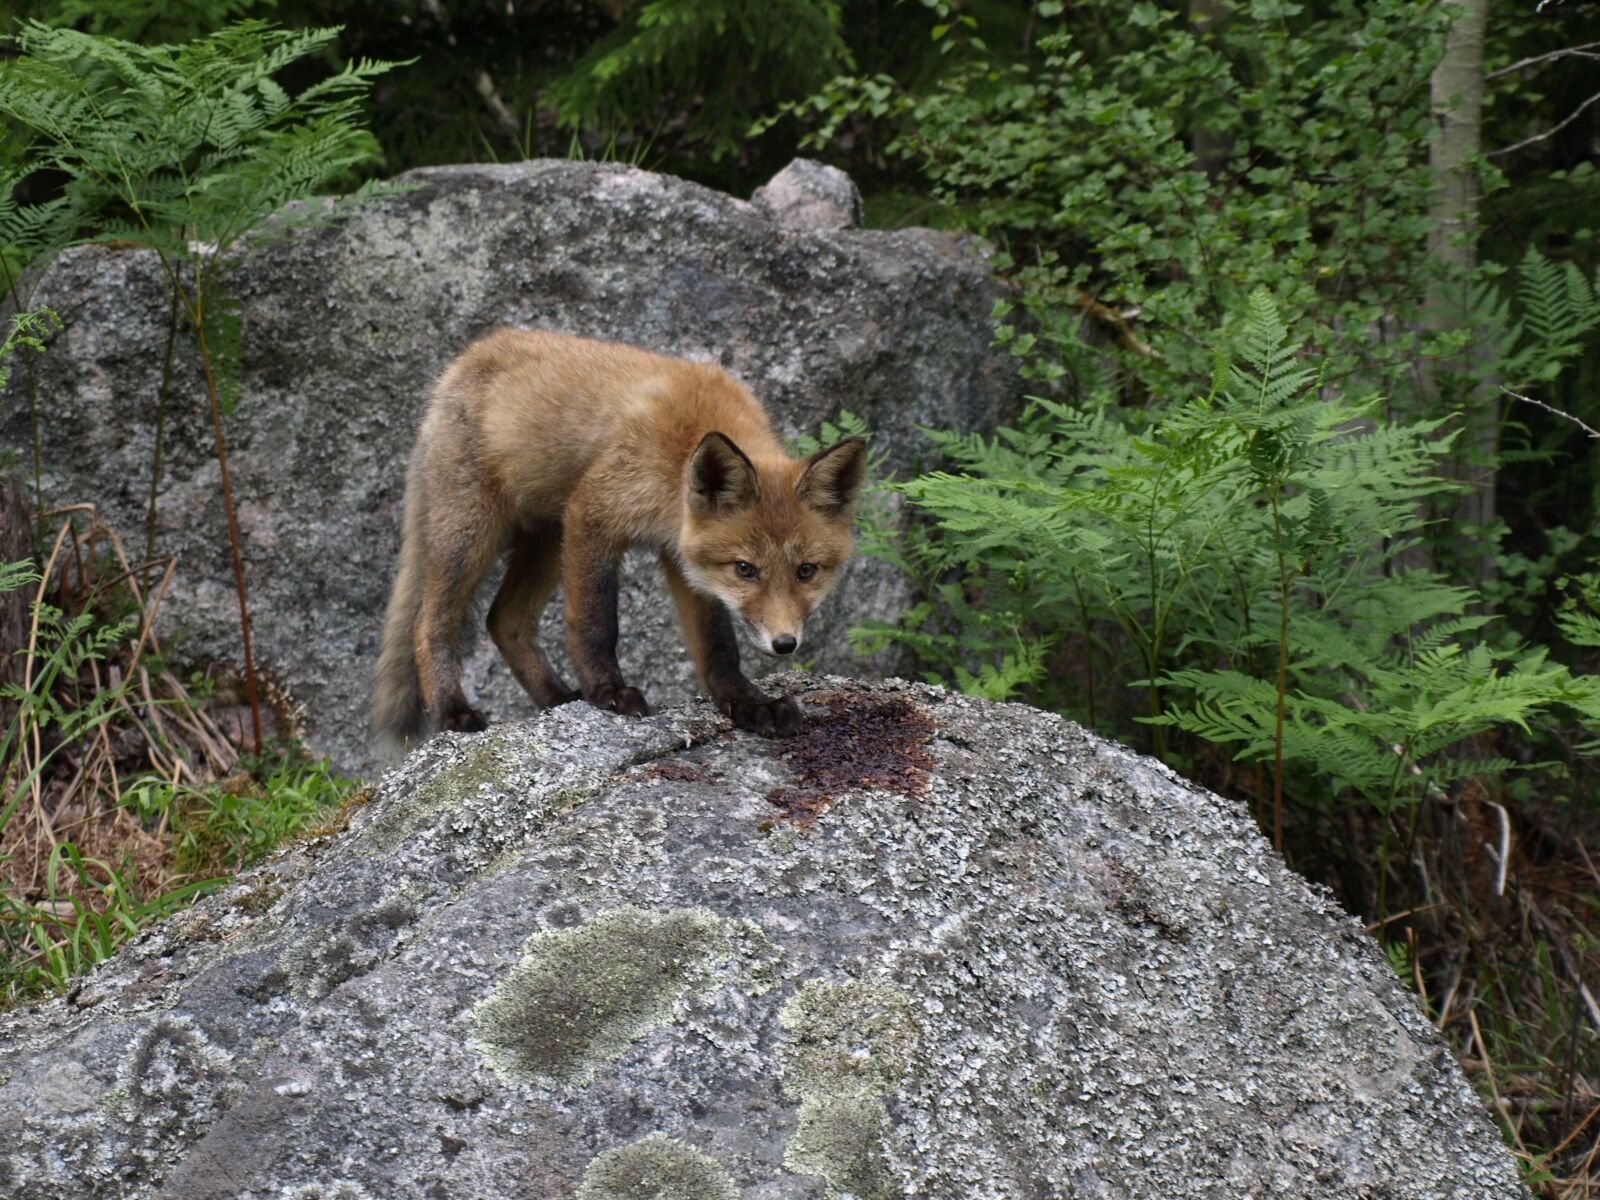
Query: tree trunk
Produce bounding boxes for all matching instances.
[1189,0,1231,180]
[1426,0,1493,578]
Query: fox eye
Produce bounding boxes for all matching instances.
[796,563,818,582]
[734,561,758,579]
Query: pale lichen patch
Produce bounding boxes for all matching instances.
[470,906,740,1086]
[574,1133,737,1200]
[780,977,919,1095]
[276,1183,376,1200]
[787,1094,893,1199]
[358,732,526,854]
[777,978,919,1199]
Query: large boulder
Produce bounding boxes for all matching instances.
[0,677,1525,1199]
[0,159,1017,775]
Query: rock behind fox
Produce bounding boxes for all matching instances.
[373,328,867,743]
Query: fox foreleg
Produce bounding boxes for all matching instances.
[660,553,802,737]
[562,522,650,718]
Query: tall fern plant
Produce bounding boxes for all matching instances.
[861,294,1595,867]
[0,22,400,748]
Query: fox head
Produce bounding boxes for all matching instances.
[677,432,868,657]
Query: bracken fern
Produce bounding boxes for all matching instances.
[862,294,1594,866]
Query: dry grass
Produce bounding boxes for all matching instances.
[1353,792,1600,1198]
[0,503,331,1002]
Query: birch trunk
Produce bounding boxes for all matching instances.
[1427,0,1493,575]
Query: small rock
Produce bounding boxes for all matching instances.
[751,159,865,231]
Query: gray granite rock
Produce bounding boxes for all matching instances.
[0,160,1017,775]
[0,677,1526,1199]
[751,159,864,231]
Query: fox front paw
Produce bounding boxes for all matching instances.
[586,684,651,718]
[726,694,802,738]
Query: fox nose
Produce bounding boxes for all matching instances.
[772,634,798,656]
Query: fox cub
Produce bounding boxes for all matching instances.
[373,328,867,743]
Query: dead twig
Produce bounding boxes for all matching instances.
[475,70,520,138]
[1504,387,1600,440]
[1491,88,1600,157]
[1487,41,1600,80]
[1072,289,1161,359]
[1469,1005,1530,1157]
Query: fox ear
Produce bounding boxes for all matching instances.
[689,432,759,513]
[798,437,867,517]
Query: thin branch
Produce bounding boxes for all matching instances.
[1502,386,1600,439]
[475,70,520,138]
[1486,40,1600,80]
[1488,800,1510,897]
[1489,87,1600,157]
[1468,1005,1528,1157]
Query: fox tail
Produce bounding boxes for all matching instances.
[372,452,430,748]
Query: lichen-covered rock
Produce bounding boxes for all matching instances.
[0,677,1525,1199]
[0,159,1016,775]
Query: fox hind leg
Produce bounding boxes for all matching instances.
[415,496,503,733]
[489,524,581,709]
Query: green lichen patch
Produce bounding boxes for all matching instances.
[471,906,736,1086]
[779,978,919,1096]
[778,979,919,1199]
[787,1095,892,1200]
[575,1133,737,1200]
[359,735,521,854]
[231,881,285,916]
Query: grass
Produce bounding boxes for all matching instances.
[0,505,363,1007]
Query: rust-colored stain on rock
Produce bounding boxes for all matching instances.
[767,691,935,827]
[635,759,709,784]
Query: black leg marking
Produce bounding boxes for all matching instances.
[567,549,650,717]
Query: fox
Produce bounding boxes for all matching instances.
[372,327,868,745]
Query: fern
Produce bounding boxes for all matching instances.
[550,0,851,161]
[873,292,1593,827]
[0,306,60,393]
[0,21,400,275]
[1465,247,1600,393]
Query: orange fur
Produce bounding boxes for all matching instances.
[373,328,866,743]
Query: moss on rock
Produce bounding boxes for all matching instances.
[471,906,737,1086]
[574,1133,737,1200]
[777,978,919,1199]
[359,734,521,854]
